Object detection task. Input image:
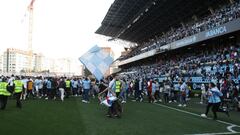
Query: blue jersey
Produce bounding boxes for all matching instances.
[47,80,52,89]
[208,87,222,103]
[152,83,156,93]
[72,80,78,88]
[82,80,91,89]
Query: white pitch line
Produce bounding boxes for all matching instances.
[186,131,240,135]
[153,103,240,134]
[193,125,240,134]
[227,125,238,133]
[153,103,240,127]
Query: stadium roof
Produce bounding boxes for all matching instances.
[96,0,228,43]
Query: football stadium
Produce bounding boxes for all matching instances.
[1,0,240,135]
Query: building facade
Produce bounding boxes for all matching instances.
[2,48,43,73]
[1,48,83,75]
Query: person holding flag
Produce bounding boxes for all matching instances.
[98,75,123,118]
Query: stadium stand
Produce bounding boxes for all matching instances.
[96,0,240,94]
[120,1,240,60]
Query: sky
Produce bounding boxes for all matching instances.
[0,0,125,60]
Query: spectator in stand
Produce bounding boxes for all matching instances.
[121,1,240,59]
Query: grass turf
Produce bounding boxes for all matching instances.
[0,97,239,135]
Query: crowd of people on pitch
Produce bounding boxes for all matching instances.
[0,75,96,110]
[0,72,239,119]
[94,72,235,119]
[122,1,240,60]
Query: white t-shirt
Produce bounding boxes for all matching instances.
[22,79,28,89]
[39,80,43,89]
[180,83,187,92]
[108,79,115,89]
[108,79,115,97]
[8,77,15,86]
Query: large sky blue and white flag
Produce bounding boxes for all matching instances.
[79,45,114,80]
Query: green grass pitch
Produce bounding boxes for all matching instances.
[0,98,240,135]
